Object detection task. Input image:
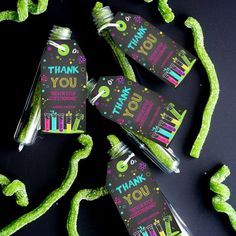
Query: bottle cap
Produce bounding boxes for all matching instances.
[93,6,117,34]
[108,141,129,159]
[86,79,97,98]
[49,25,72,40]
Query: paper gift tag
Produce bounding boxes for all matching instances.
[90,76,186,147]
[106,151,182,235]
[109,12,197,88]
[40,40,86,134]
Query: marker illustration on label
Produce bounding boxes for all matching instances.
[106,152,182,235]
[40,40,86,134]
[109,12,197,88]
[90,76,186,147]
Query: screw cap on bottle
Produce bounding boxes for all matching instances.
[50,25,72,40]
[93,6,115,33]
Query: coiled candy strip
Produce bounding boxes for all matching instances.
[67,187,109,236]
[0,0,49,23]
[0,134,93,235]
[66,135,119,236]
[0,174,29,207]
[210,165,236,231]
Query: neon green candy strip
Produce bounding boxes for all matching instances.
[185,17,220,158]
[92,2,136,82]
[67,187,109,236]
[0,174,29,207]
[66,135,120,235]
[0,0,48,23]
[143,0,175,23]
[158,0,175,23]
[0,134,93,235]
[210,165,236,231]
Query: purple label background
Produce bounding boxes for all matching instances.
[106,152,181,235]
[110,12,197,88]
[41,40,86,134]
[90,76,187,147]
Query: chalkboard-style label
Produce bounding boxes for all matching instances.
[109,12,196,88]
[106,151,182,235]
[89,76,186,147]
[41,40,86,134]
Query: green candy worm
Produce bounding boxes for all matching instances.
[92,2,136,83]
[67,187,109,236]
[0,0,48,23]
[185,17,220,158]
[158,0,175,23]
[144,0,175,23]
[0,134,93,235]
[0,174,29,207]
[0,0,48,148]
[66,134,121,236]
[210,165,236,231]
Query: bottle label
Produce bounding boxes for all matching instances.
[40,40,86,134]
[90,76,186,147]
[109,12,197,88]
[106,152,182,235]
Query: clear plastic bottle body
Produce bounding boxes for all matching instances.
[126,130,180,174]
[14,26,72,151]
[14,73,41,151]
[109,141,193,236]
[87,79,180,174]
[86,78,97,101]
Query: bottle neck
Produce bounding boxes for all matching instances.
[86,79,97,100]
[49,25,72,40]
[93,6,114,32]
[108,141,130,159]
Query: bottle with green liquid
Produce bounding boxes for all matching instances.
[87,77,184,174]
[92,3,196,88]
[14,26,87,151]
[14,26,72,151]
[107,136,193,236]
